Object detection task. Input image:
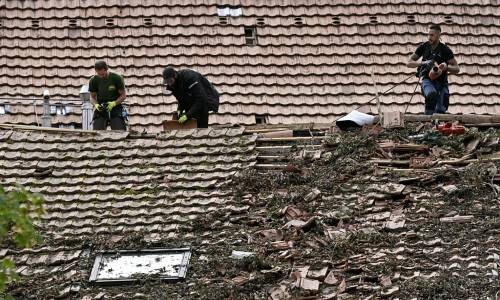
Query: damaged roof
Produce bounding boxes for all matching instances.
[0,1,500,131]
[1,122,499,299]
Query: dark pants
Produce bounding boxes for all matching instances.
[421,79,449,115]
[196,113,209,128]
[93,116,126,130]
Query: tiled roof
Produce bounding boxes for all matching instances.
[0,127,257,297]
[0,1,499,131]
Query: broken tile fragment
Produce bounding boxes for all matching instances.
[324,271,339,285]
[307,267,328,280]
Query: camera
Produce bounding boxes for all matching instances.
[417,59,435,78]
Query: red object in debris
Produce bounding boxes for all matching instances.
[437,122,465,135]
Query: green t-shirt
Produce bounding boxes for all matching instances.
[88,72,124,104]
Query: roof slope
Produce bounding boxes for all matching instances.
[0,1,499,131]
[0,127,257,298]
[1,123,500,299]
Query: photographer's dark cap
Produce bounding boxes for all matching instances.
[162,67,177,84]
[94,60,108,70]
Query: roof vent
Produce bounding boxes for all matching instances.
[332,16,341,25]
[244,26,257,45]
[144,17,153,26]
[294,17,304,26]
[69,19,78,27]
[219,16,229,25]
[255,114,268,124]
[369,16,378,24]
[105,18,115,27]
[217,5,242,17]
[0,104,12,114]
[31,19,40,28]
[444,15,453,24]
[407,15,416,24]
[256,17,265,26]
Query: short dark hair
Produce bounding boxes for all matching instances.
[429,24,441,33]
[162,67,176,79]
[94,60,108,70]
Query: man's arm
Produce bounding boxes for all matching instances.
[90,92,98,105]
[407,53,424,68]
[115,88,126,105]
[446,57,460,74]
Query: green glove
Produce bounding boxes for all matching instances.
[178,114,188,124]
[107,101,117,111]
[94,103,102,111]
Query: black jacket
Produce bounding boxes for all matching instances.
[167,69,219,118]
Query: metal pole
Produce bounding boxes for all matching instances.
[41,90,52,127]
[80,85,93,130]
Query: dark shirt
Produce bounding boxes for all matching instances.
[167,69,219,118]
[414,41,454,83]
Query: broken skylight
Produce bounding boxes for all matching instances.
[89,248,191,284]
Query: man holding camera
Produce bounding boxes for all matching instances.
[89,61,127,130]
[407,24,460,115]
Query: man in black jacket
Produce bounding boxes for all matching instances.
[163,67,219,128]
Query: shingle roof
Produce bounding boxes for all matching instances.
[1,1,499,132]
[0,127,257,297]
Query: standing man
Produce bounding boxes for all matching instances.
[162,67,219,128]
[407,24,460,115]
[89,61,127,130]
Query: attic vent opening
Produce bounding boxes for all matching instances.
[256,17,265,26]
[31,19,40,28]
[244,26,257,45]
[217,5,242,17]
[105,18,115,27]
[369,16,378,24]
[68,19,78,27]
[219,16,229,25]
[0,105,10,115]
[407,15,416,24]
[294,17,304,26]
[255,114,268,124]
[444,15,453,24]
[332,16,341,25]
[144,17,153,26]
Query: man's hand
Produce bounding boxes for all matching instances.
[438,62,448,72]
[107,101,117,111]
[178,114,188,124]
[421,59,434,67]
[94,103,102,111]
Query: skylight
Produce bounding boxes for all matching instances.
[89,248,191,284]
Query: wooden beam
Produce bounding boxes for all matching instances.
[0,123,97,134]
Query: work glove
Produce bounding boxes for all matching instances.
[94,103,102,111]
[178,114,188,124]
[106,101,117,111]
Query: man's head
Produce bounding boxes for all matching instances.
[428,24,441,45]
[163,67,177,88]
[94,60,109,79]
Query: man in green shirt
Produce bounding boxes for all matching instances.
[89,61,127,130]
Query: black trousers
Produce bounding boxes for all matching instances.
[196,113,209,128]
[93,116,126,130]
